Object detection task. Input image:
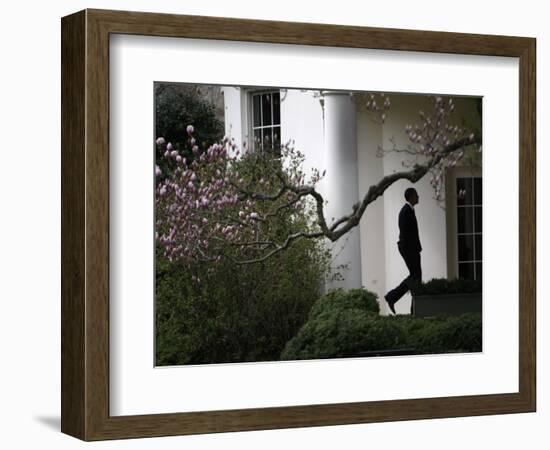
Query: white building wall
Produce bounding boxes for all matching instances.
[220,86,245,149]
[280,90,325,189]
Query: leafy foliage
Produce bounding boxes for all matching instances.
[281,309,407,360]
[408,313,482,353]
[414,278,482,296]
[155,153,330,365]
[156,234,329,365]
[155,83,224,179]
[281,288,482,361]
[281,289,399,360]
[308,288,380,319]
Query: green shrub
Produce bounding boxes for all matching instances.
[411,313,482,353]
[415,278,482,296]
[308,288,380,320]
[281,290,482,361]
[281,309,407,360]
[281,288,409,360]
[156,231,330,365]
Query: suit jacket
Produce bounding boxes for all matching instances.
[398,203,422,253]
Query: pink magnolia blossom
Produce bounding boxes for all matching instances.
[155,128,315,269]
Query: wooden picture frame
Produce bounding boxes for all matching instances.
[61,8,536,441]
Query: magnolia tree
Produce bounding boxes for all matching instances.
[155,94,481,268]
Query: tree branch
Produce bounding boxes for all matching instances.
[320,135,480,242]
[225,135,480,264]
[229,229,325,265]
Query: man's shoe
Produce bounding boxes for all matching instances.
[385,295,396,315]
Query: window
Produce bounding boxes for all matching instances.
[456,177,482,281]
[250,91,281,152]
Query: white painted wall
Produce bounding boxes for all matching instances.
[280,89,325,179]
[220,86,244,149]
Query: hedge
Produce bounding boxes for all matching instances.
[281,288,482,361]
[414,278,482,296]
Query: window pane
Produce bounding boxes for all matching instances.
[253,95,261,127]
[474,178,482,205]
[474,206,482,232]
[273,126,281,148]
[459,262,475,280]
[457,178,473,205]
[458,234,474,261]
[475,262,482,281]
[262,93,272,126]
[475,234,482,261]
[457,207,474,233]
[253,129,262,150]
[273,93,280,125]
[264,129,272,148]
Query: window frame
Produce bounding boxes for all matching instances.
[445,166,483,280]
[245,88,281,152]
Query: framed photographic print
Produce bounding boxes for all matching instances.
[61,9,536,441]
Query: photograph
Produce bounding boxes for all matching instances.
[154,82,483,366]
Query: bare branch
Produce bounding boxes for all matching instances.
[229,229,325,265]
[320,135,480,242]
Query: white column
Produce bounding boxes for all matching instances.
[323,91,362,290]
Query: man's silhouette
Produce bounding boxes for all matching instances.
[385,187,422,314]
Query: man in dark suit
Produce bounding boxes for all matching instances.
[384,187,422,314]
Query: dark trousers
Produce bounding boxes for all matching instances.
[386,244,422,305]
